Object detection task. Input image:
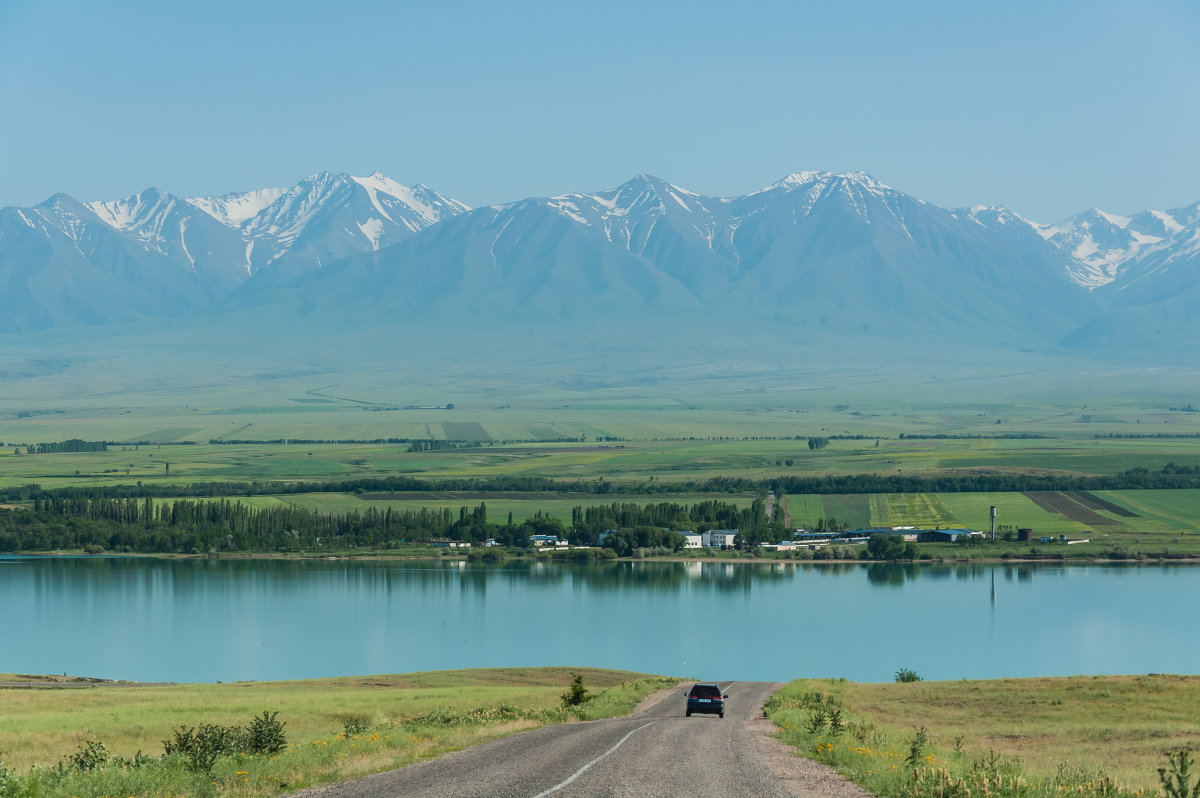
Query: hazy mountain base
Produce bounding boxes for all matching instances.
[1,311,1196,443]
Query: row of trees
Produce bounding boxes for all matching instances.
[6,463,1198,506]
[3,495,780,554]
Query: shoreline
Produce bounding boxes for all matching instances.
[4,549,1198,566]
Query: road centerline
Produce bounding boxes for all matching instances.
[530,720,658,798]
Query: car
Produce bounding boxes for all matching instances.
[684,682,727,718]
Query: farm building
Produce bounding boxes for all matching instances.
[761,541,798,551]
[917,529,984,543]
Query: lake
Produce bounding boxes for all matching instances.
[2,556,1197,683]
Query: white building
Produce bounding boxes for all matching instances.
[702,530,738,548]
[761,541,798,551]
[680,533,702,549]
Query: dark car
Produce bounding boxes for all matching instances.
[685,683,727,717]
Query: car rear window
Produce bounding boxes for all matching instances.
[691,684,721,697]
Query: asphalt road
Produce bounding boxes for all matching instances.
[302,681,804,798]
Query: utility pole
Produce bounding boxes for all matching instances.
[990,505,997,542]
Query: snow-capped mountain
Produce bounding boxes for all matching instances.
[0,193,222,332]
[2,169,1199,355]
[0,172,467,330]
[80,171,468,281]
[86,187,252,289]
[1037,207,1191,289]
[231,171,468,282]
[287,171,1092,344]
[969,200,1200,292]
[185,187,286,227]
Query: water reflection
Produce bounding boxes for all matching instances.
[3,555,1198,684]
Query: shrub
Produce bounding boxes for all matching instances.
[561,673,590,708]
[162,711,286,771]
[67,739,109,772]
[245,711,287,755]
[162,724,233,772]
[905,725,929,769]
[342,716,371,737]
[1159,750,1200,798]
[895,667,922,683]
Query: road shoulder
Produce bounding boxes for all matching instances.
[748,688,874,798]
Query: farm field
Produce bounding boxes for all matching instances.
[248,492,755,523]
[3,433,1200,492]
[4,377,1200,547]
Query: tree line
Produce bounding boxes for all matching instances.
[0,496,775,555]
[3,464,1200,506]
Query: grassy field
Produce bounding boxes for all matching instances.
[3,419,1200,493]
[276,492,755,522]
[0,668,678,798]
[768,675,1200,796]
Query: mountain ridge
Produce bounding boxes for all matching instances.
[1,170,1196,355]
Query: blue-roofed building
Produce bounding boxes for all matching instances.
[917,528,983,543]
[529,534,568,548]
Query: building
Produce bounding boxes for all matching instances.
[761,541,798,551]
[680,533,702,549]
[702,530,738,548]
[917,529,983,543]
[529,535,568,548]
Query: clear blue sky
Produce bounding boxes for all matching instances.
[1,0,1197,222]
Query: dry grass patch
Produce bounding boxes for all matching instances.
[818,674,1200,790]
[0,667,670,772]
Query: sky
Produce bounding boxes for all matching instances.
[1,0,1197,223]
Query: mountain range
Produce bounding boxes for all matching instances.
[1,170,1197,356]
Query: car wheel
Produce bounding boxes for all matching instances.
[719,712,724,718]
[686,710,692,717]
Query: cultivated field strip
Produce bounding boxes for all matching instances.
[1023,491,1120,526]
[1068,490,1140,517]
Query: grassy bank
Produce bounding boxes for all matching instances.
[767,675,1200,796]
[0,667,678,798]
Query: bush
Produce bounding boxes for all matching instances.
[162,711,286,771]
[342,716,371,737]
[561,673,590,707]
[1159,750,1200,798]
[895,667,922,683]
[163,724,235,772]
[245,711,287,755]
[67,739,109,772]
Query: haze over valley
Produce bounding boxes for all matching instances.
[2,169,1198,412]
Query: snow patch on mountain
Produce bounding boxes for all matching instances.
[357,217,385,250]
[86,188,180,251]
[187,188,286,227]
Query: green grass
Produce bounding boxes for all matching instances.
[767,675,1200,795]
[4,428,1200,494]
[817,494,872,529]
[166,493,755,524]
[0,668,679,798]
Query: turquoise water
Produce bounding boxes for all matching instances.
[2,556,1197,683]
